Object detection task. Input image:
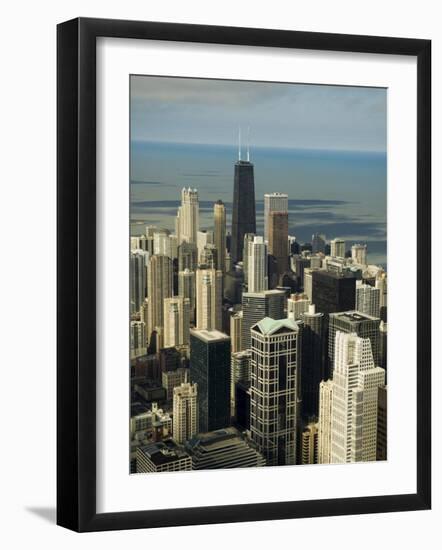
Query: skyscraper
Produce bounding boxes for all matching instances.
[300,305,326,418]
[311,270,356,315]
[147,255,173,341]
[163,296,190,348]
[250,317,300,466]
[376,385,387,461]
[178,268,196,323]
[230,309,243,353]
[130,320,147,359]
[214,200,227,272]
[330,331,385,463]
[190,329,231,432]
[330,238,346,258]
[178,241,198,271]
[301,421,319,465]
[356,281,381,318]
[130,250,149,314]
[268,211,289,286]
[287,293,310,321]
[264,192,288,243]
[241,289,286,350]
[178,187,199,244]
[172,382,198,444]
[197,229,214,262]
[311,233,326,254]
[230,350,251,418]
[351,243,368,266]
[242,232,255,284]
[231,153,256,264]
[328,311,380,373]
[196,267,223,331]
[318,379,333,464]
[247,235,268,292]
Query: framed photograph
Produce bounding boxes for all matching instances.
[57,17,431,532]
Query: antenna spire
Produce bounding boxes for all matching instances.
[238,127,241,161]
[247,126,250,162]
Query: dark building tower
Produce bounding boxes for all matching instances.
[268,211,289,288]
[311,270,356,315]
[376,385,387,461]
[231,146,256,264]
[190,329,231,432]
[300,305,326,419]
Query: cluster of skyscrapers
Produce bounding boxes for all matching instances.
[130,148,387,473]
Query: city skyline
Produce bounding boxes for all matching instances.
[129,75,387,475]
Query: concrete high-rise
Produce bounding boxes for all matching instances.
[163,296,190,348]
[197,229,213,262]
[231,156,256,264]
[147,255,173,341]
[328,311,380,373]
[190,329,231,432]
[247,235,268,293]
[264,192,288,243]
[356,281,380,318]
[230,309,243,353]
[172,382,198,444]
[230,350,251,418]
[130,320,147,359]
[214,200,227,272]
[196,267,223,331]
[301,421,319,465]
[241,290,286,350]
[287,293,310,321]
[268,211,289,286]
[376,385,387,461]
[250,317,300,466]
[330,331,385,463]
[351,243,367,266]
[318,379,333,464]
[178,187,199,245]
[330,238,346,258]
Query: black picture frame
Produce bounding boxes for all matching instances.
[57,17,431,532]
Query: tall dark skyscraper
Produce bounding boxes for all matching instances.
[311,270,356,315]
[190,329,231,432]
[300,306,326,419]
[241,289,286,350]
[231,154,256,264]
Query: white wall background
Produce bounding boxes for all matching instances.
[0,0,439,548]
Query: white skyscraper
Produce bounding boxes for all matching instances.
[330,331,385,463]
[163,296,190,348]
[172,382,198,444]
[287,293,311,321]
[356,281,381,318]
[178,187,199,244]
[250,317,299,466]
[331,238,346,258]
[318,379,333,464]
[197,229,214,262]
[247,235,268,292]
[147,255,173,341]
[376,271,388,310]
[351,243,368,266]
[196,267,223,331]
[264,192,288,243]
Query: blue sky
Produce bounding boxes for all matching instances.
[130,76,387,152]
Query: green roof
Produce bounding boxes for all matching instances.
[252,317,298,335]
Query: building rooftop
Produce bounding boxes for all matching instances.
[138,439,189,466]
[251,317,299,335]
[190,329,230,342]
[330,310,379,322]
[242,289,285,298]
